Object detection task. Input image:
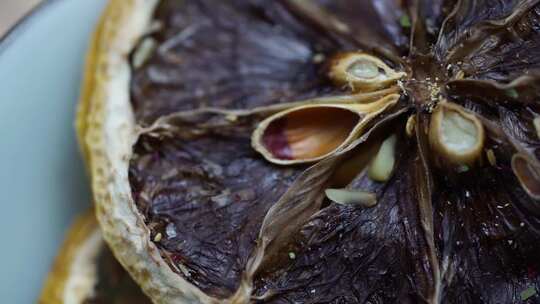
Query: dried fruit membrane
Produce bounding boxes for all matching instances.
[257,106,359,162]
[512,154,540,200]
[82,0,540,303]
[328,52,406,92]
[429,102,484,166]
[252,94,399,164]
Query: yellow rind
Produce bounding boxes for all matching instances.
[75,1,106,166]
[39,211,99,304]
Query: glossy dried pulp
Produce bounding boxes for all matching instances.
[126,0,540,303]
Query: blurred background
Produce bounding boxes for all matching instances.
[0,0,41,36]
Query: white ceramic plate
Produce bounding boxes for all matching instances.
[0,0,106,301]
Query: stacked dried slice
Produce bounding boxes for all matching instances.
[77,0,540,303]
[39,211,150,304]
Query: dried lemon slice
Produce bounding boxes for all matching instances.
[79,1,540,303]
[39,211,150,304]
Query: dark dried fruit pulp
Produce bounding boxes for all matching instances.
[82,246,150,304]
[128,0,540,303]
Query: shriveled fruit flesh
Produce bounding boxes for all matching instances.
[254,142,435,303]
[40,212,150,304]
[129,113,305,298]
[130,0,341,125]
[127,0,540,302]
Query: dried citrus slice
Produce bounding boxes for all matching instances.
[79,1,540,303]
[39,211,150,304]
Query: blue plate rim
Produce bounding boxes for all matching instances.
[0,0,65,56]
